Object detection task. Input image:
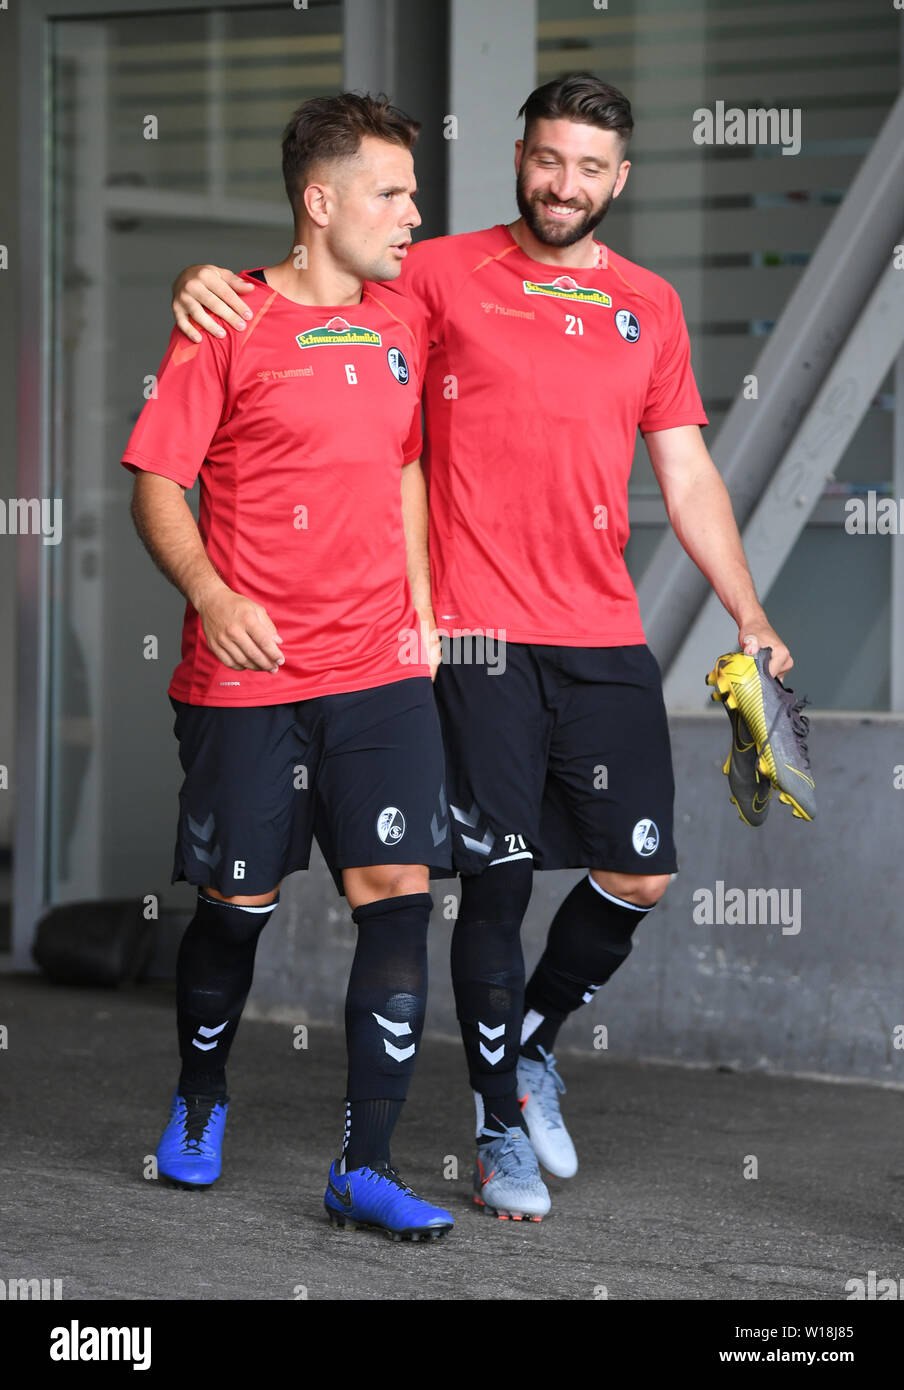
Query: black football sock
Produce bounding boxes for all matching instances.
[473,1089,524,1139]
[342,892,431,1170]
[341,1099,404,1172]
[176,890,279,1098]
[521,875,652,1060]
[450,860,533,1142]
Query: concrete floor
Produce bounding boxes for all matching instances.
[0,975,901,1302]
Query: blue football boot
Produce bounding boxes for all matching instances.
[324,1159,454,1241]
[155,1091,228,1187]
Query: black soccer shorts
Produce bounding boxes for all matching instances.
[433,640,676,878]
[169,676,451,897]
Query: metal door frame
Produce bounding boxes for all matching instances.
[10,0,379,968]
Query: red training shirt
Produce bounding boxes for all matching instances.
[397,225,709,646]
[122,271,429,705]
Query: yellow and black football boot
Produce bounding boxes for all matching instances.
[707,647,814,822]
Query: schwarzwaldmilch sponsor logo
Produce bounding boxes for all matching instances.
[296,317,382,348]
[522,275,612,307]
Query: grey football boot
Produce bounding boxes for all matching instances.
[706,661,773,826]
[473,1121,551,1221]
[517,1048,578,1178]
[707,647,814,821]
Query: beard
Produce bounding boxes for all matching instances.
[515,173,613,248]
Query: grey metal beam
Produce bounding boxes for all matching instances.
[55,20,109,901]
[13,0,52,970]
[448,0,537,235]
[628,493,889,530]
[892,350,904,712]
[638,88,904,674]
[665,256,904,706]
[343,0,395,95]
[896,10,904,712]
[344,1,448,238]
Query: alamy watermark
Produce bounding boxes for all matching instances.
[0,497,62,545]
[0,1276,63,1299]
[50,1321,151,1370]
[398,626,507,675]
[845,1270,903,1300]
[843,490,904,535]
[693,101,801,157]
[693,880,801,935]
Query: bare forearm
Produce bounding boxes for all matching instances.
[646,425,791,673]
[130,471,284,672]
[130,473,226,611]
[664,466,765,630]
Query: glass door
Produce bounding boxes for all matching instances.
[46,3,343,908]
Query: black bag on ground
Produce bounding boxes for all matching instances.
[32,900,155,986]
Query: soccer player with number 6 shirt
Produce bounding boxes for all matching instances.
[124,93,454,1241]
[169,74,793,1222]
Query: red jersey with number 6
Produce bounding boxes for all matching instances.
[122,271,429,706]
[397,225,709,646]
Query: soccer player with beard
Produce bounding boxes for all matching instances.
[166,74,792,1222]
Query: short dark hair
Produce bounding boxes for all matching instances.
[281,91,421,213]
[518,73,633,156]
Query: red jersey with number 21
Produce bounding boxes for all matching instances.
[121,271,429,706]
[397,225,709,646]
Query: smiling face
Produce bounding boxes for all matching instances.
[307,135,421,284]
[514,117,631,248]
